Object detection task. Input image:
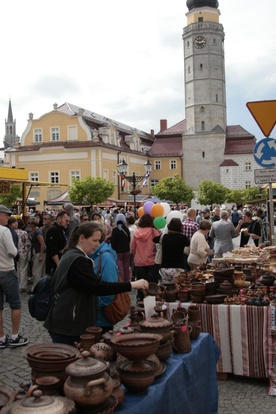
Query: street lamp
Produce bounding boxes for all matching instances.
[117,159,153,216]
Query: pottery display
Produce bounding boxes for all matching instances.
[79,333,95,351]
[162,282,178,302]
[173,325,192,354]
[86,326,103,343]
[90,342,113,362]
[35,376,60,396]
[25,343,80,393]
[205,294,226,304]
[187,305,200,321]
[0,388,74,414]
[110,333,162,361]
[117,359,156,393]
[64,351,113,407]
[259,273,275,286]
[139,314,173,344]
[155,339,173,362]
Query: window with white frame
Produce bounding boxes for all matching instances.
[155,161,161,170]
[68,126,77,140]
[245,162,251,171]
[113,170,117,185]
[51,127,60,141]
[30,172,39,182]
[150,179,158,187]
[245,181,251,189]
[50,171,59,184]
[103,170,108,180]
[70,170,80,184]
[170,160,176,170]
[34,129,42,142]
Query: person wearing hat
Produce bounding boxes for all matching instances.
[0,205,29,348]
[110,213,131,282]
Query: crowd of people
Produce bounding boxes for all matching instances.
[0,201,268,348]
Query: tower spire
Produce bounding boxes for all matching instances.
[4,99,20,149]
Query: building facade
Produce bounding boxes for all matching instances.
[4,1,259,208]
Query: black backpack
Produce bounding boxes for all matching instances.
[28,275,53,321]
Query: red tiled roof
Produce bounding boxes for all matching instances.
[148,136,183,157]
[220,159,239,167]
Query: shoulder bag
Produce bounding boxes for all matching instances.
[97,252,131,323]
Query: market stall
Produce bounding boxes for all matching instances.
[116,333,220,414]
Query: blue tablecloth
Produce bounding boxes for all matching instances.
[115,333,220,414]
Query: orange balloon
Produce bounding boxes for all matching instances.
[137,206,145,217]
[151,204,165,218]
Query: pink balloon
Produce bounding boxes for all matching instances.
[143,201,154,215]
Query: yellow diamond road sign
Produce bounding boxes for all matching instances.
[246,100,276,137]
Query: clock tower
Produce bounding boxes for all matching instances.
[182,0,227,189]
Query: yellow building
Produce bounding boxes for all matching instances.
[4,102,183,208]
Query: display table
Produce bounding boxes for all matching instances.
[200,303,271,378]
[116,333,220,414]
[167,302,271,378]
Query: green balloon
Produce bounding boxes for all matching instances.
[154,216,166,229]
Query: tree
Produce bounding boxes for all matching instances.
[69,177,115,209]
[226,189,247,206]
[0,185,22,208]
[197,180,229,206]
[152,174,194,206]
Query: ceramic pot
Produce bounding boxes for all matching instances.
[90,342,113,362]
[139,314,173,344]
[64,351,113,407]
[162,282,178,302]
[117,360,156,393]
[188,305,200,321]
[155,339,173,362]
[173,326,192,354]
[259,273,275,286]
[1,387,74,414]
[80,334,95,351]
[85,326,102,343]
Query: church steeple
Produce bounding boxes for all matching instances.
[4,99,20,149]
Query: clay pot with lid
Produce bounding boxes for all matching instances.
[139,314,173,344]
[63,351,113,407]
[259,272,275,286]
[1,387,74,414]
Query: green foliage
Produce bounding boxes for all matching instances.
[226,189,247,206]
[0,185,22,207]
[197,180,229,206]
[69,176,115,208]
[244,186,267,202]
[152,174,194,206]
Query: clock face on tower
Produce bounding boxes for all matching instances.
[194,36,206,49]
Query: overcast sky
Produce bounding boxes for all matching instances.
[0,0,275,146]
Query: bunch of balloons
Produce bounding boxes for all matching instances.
[137,201,184,230]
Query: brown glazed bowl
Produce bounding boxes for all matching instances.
[110,333,162,361]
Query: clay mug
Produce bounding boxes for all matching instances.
[86,326,102,343]
[188,305,200,321]
[80,333,95,351]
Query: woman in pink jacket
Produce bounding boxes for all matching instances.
[130,214,160,299]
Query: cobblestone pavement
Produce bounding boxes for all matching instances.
[0,292,275,413]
